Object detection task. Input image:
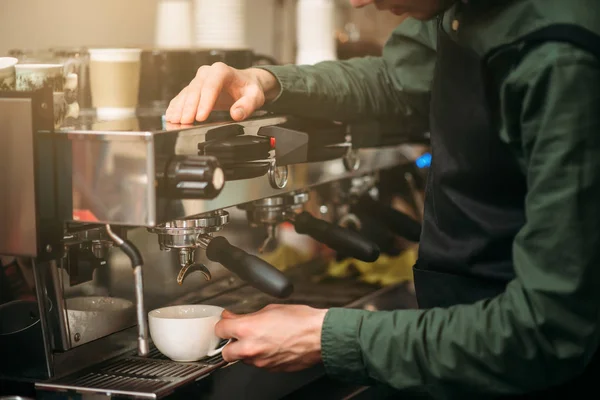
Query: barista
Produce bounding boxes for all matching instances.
[166,0,600,398]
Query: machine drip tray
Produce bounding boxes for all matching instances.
[36,258,417,399]
[36,343,228,399]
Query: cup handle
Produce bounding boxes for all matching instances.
[207,338,232,357]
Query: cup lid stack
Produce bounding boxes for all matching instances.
[193,0,247,50]
[296,0,338,65]
[155,0,193,49]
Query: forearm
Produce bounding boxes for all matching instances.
[257,18,436,123]
[324,279,598,394]
[257,58,426,122]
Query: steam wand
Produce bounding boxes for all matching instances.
[105,225,149,357]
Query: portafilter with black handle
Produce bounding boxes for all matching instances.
[240,191,380,262]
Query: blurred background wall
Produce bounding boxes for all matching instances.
[0,0,402,63]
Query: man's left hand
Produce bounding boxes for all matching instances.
[215,304,328,372]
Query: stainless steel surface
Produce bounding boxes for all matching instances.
[244,191,309,226]
[0,98,37,256]
[268,163,289,189]
[252,191,309,208]
[177,262,211,284]
[133,265,149,357]
[56,113,415,226]
[152,211,230,236]
[65,297,135,348]
[243,191,311,253]
[149,210,231,286]
[68,123,157,227]
[37,347,227,399]
[105,225,125,246]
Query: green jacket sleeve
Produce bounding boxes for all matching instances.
[321,43,600,395]
[258,18,436,122]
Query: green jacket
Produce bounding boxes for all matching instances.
[261,0,600,397]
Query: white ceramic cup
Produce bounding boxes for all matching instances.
[0,57,18,90]
[148,304,229,362]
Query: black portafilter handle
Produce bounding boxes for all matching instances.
[161,155,225,199]
[355,196,422,242]
[293,212,380,262]
[206,236,293,298]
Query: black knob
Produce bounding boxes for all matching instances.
[355,196,421,242]
[293,212,380,262]
[162,155,225,199]
[206,236,293,298]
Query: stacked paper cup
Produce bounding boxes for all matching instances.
[193,0,247,49]
[155,0,193,48]
[296,0,337,65]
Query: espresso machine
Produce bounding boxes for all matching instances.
[0,87,427,399]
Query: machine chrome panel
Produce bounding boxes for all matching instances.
[55,112,417,227]
[0,98,38,256]
[66,124,157,226]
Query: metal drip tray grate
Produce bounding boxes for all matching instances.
[37,347,227,399]
[146,344,226,365]
[103,358,205,378]
[63,372,169,394]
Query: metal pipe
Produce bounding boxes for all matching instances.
[105,225,149,357]
[49,259,71,350]
[133,265,149,356]
[105,224,124,246]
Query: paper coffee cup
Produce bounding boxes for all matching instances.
[89,48,142,118]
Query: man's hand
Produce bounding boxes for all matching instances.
[215,304,328,372]
[165,63,280,124]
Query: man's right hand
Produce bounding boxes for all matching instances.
[165,63,280,124]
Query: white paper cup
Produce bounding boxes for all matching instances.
[89,48,142,117]
[296,0,337,64]
[155,0,193,48]
[193,0,247,49]
[149,304,230,362]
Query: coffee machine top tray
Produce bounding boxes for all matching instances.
[47,107,420,227]
[56,108,272,133]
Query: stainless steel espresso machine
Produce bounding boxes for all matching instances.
[0,88,427,399]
